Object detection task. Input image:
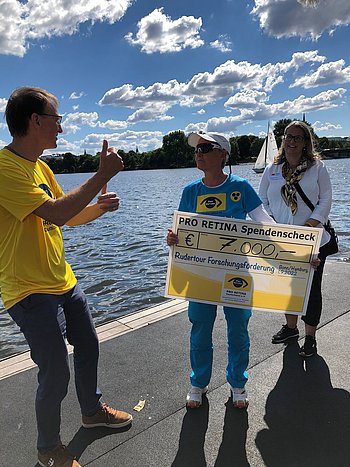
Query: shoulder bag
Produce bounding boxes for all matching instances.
[295,182,338,257]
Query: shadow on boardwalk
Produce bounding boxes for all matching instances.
[255,341,350,467]
[172,394,250,467]
[32,425,132,467]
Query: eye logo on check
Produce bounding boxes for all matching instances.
[228,277,249,289]
[230,191,241,202]
[200,196,223,209]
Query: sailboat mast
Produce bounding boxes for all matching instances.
[264,122,269,165]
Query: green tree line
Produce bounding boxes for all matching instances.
[44,120,350,174]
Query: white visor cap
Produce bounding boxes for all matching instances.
[188,132,231,161]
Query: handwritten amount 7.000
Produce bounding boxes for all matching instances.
[177,230,312,262]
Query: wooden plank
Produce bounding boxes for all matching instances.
[0,299,187,381]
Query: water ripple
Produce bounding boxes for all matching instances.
[1,161,349,359]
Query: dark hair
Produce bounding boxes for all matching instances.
[5,87,58,137]
[275,120,320,165]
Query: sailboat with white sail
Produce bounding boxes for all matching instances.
[253,123,278,173]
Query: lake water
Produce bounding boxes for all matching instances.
[1,159,349,359]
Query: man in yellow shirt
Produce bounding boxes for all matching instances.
[0,87,132,467]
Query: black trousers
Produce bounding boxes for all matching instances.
[301,256,326,327]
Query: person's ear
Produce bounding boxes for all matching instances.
[30,113,41,128]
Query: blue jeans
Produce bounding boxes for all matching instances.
[188,302,251,389]
[8,284,102,451]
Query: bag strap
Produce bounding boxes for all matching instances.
[295,183,315,211]
[294,182,332,231]
[295,183,332,229]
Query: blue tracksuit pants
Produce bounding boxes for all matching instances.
[188,301,251,389]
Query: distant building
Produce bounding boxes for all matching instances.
[321,148,350,159]
[40,154,63,160]
[327,136,349,142]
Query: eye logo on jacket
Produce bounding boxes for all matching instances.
[38,183,57,232]
[202,197,222,209]
[230,191,241,202]
[39,183,53,198]
[196,193,226,212]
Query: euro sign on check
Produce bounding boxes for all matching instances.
[165,211,322,315]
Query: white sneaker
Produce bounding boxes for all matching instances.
[186,385,208,408]
[231,387,249,409]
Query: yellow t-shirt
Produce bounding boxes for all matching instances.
[0,148,76,309]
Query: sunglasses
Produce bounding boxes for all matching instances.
[195,143,222,154]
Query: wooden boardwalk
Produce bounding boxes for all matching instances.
[0,298,187,381]
[1,262,350,466]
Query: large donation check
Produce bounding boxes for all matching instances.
[165,211,322,315]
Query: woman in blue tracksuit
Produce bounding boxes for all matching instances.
[167,132,274,409]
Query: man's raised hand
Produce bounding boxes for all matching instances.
[98,140,124,182]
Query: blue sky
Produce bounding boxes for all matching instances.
[1,0,350,155]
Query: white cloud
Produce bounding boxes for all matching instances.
[127,103,173,123]
[184,122,208,134]
[99,51,327,111]
[158,115,174,121]
[198,88,347,133]
[0,0,27,56]
[182,60,266,106]
[99,61,265,110]
[312,120,342,132]
[62,105,174,134]
[206,115,243,133]
[225,90,269,109]
[280,51,326,72]
[209,35,232,53]
[42,137,80,156]
[69,91,85,100]
[0,0,134,57]
[99,81,184,108]
[81,130,164,153]
[63,112,99,133]
[252,0,350,40]
[291,60,350,88]
[98,119,128,130]
[72,105,79,111]
[47,51,347,140]
[125,8,204,54]
[55,138,79,153]
[0,97,8,112]
[127,108,159,123]
[248,87,346,119]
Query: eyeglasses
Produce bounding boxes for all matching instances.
[195,143,222,154]
[38,113,63,125]
[284,133,305,143]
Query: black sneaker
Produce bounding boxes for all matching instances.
[272,324,299,344]
[299,335,317,358]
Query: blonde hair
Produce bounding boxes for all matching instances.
[275,120,321,165]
